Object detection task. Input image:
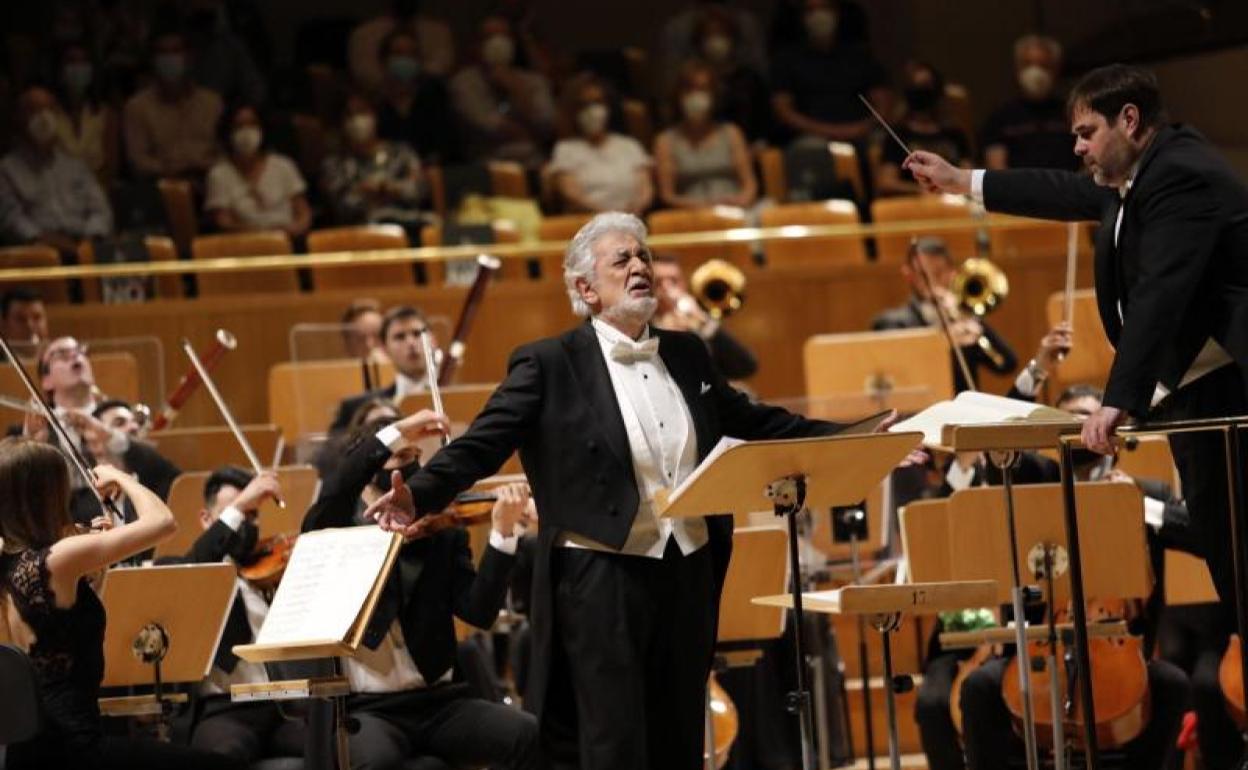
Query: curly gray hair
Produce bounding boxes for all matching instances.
[563,212,649,317]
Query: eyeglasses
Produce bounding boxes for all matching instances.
[44,343,88,364]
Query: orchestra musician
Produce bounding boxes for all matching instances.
[650,252,758,380]
[360,212,918,770]
[0,437,242,770]
[301,409,540,770]
[1,287,49,347]
[905,64,1248,646]
[340,297,387,360]
[870,236,1017,393]
[328,304,433,434]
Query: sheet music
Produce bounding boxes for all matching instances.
[889,391,1069,447]
[256,526,396,646]
[665,435,745,505]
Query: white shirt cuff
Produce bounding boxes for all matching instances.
[1142,496,1166,532]
[1013,368,1039,398]
[376,424,404,450]
[218,506,246,531]
[107,430,130,457]
[945,459,977,491]
[970,169,986,205]
[488,527,519,555]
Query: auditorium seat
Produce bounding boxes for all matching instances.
[536,214,593,279]
[870,194,978,263]
[828,142,867,203]
[760,200,868,269]
[488,160,530,198]
[157,178,198,259]
[989,217,1092,260]
[0,245,69,304]
[191,231,298,296]
[142,236,184,300]
[756,146,787,202]
[421,220,525,283]
[307,224,414,291]
[646,206,752,270]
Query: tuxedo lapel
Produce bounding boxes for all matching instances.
[1093,206,1123,345]
[563,322,633,473]
[657,331,713,462]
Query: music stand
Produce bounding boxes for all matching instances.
[98,564,237,735]
[660,431,922,770]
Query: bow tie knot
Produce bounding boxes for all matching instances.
[610,338,659,364]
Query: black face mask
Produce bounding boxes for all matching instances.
[373,460,421,492]
[904,87,940,113]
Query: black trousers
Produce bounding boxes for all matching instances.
[346,686,539,770]
[189,699,306,764]
[1156,364,1248,621]
[959,656,1190,770]
[6,734,245,770]
[914,651,967,770]
[543,540,716,770]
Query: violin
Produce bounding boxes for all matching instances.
[705,673,739,769]
[391,491,500,540]
[238,533,297,594]
[1000,599,1150,748]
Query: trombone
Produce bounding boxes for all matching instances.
[690,259,746,319]
[950,257,1010,368]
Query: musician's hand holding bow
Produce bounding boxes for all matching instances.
[22,408,48,442]
[64,411,119,459]
[492,482,535,538]
[233,471,285,515]
[902,151,972,196]
[394,409,452,445]
[1034,322,1073,371]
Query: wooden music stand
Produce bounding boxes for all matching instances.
[97,564,237,728]
[267,358,396,441]
[150,423,283,472]
[802,328,953,421]
[659,431,923,770]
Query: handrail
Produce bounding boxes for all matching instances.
[0,214,1077,283]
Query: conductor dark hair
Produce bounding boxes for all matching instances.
[203,465,255,508]
[1067,64,1165,136]
[1056,383,1104,407]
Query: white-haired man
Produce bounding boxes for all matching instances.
[363,212,884,770]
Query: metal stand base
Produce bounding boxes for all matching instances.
[869,613,908,770]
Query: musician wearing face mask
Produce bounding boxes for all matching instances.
[876,61,970,198]
[981,35,1079,172]
[301,409,540,770]
[205,104,310,238]
[450,15,555,169]
[654,60,758,211]
[550,74,653,215]
[122,29,223,179]
[322,93,425,229]
[375,28,460,164]
[0,85,113,255]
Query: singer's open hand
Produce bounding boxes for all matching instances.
[365,470,426,538]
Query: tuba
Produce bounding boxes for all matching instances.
[951,257,1009,367]
[690,259,746,319]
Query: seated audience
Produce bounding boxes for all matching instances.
[661,0,769,83]
[204,104,310,237]
[0,438,240,770]
[549,74,652,214]
[653,61,758,210]
[870,236,1016,392]
[375,28,459,164]
[329,305,433,433]
[0,86,112,252]
[651,253,758,380]
[980,35,1077,171]
[321,93,425,229]
[122,29,223,179]
[185,1,267,106]
[51,42,119,186]
[1,288,50,345]
[450,15,555,169]
[348,0,456,92]
[692,7,773,144]
[875,61,970,197]
[771,0,889,148]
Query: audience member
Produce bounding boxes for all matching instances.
[321,93,425,229]
[329,304,433,433]
[1,288,50,345]
[693,8,773,144]
[122,29,223,179]
[0,86,112,252]
[660,0,768,82]
[771,0,889,148]
[341,298,387,360]
[185,0,267,107]
[375,28,460,164]
[348,0,456,92]
[450,15,555,169]
[548,74,652,214]
[50,42,120,186]
[876,61,970,197]
[980,34,1077,171]
[651,253,758,380]
[204,104,310,237]
[654,61,757,211]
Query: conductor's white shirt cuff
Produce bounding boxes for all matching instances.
[218,506,246,531]
[489,528,519,555]
[970,169,986,205]
[376,424,404,450]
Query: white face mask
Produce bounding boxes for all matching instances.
[27,110,59,147]
[578,103,609,136]
[345,113,377,144]
[481,34,515,67]
[805,8,837,43]
[231,126,262,156]
[702,35,732,63]
[681,90,713,121]
[1018,65,1054,100]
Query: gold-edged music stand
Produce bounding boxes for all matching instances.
[98,564,237,732]
[660,431,923,770]
[753,580,998,770]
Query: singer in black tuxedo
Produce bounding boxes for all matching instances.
[364,213,860,770]
[905,64,1248,622]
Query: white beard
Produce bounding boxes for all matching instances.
[600,295,658,328]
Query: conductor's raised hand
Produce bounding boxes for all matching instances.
[902,151,972,195]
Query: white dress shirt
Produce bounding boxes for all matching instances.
[201,506,272,696]
[559,318,708,558]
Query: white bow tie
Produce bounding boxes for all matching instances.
[610,337,659,364]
